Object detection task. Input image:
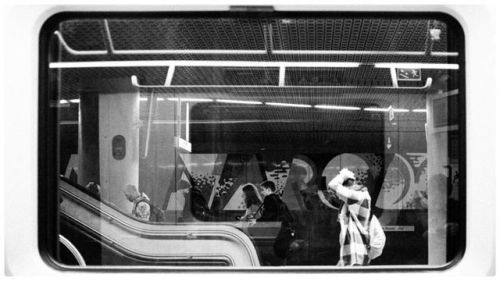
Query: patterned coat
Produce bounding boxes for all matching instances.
[328,175,371,266]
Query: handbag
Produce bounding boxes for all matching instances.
[350,210,386,261]
[367,214,386,260]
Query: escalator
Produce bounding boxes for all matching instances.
[58,178,261,267]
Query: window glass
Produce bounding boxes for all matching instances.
[43,13,464,268]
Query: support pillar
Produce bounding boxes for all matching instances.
[98,78,140,213]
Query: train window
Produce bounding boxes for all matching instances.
[39,12,465,269]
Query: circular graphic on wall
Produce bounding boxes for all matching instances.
[322,153,370,186]
[290,157,315,184]
[375,153,414,209]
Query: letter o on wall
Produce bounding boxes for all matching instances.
[112,135,126,160]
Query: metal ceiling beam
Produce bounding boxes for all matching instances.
[272,50,459,56]
[130,75,433,90]
[49,60,361,68]
[49,60,458,70]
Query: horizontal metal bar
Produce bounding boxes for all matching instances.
[49,60,459,70]
[131,75,433,90]
[375,63,459,70]
[272,50,459,57]
[112,49,268,55]
[50,60,361,69]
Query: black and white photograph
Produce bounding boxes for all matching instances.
[1,1,497,277]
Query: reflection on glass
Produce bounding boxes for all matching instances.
[51,15,463,268]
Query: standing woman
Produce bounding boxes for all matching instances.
[328,168,371,266]
[240,183,263,221]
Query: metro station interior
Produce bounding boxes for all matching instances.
[44,13,464,267]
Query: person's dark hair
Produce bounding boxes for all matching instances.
[342,178,355,186]
[260,180,276,192]
[86,182,101,200]
[242,184,262,208]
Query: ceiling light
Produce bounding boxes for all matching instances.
[412,109,427,113]
[167,98,214,102]
[364,107,409,112]
[392,108,410,113]
[216,99,262,105]
[364,107,389,112]
[266,102,312,108]
[69,99,80,103]
[315,105,361,111]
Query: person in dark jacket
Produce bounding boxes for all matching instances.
[186,186,213,222]
[180,178,214,222]
[257,180,295,264]
[258,181,281,222]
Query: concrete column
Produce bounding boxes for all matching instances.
[77,92,100,186]
[426,91,450,265]
[98,79,140,213]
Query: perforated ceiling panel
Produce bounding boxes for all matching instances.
[172,67,279,86]
[107,18,266,50]
[270,18,448,52]
[285,66,392,86]
[57,16,452,54]
[59,20,107,50]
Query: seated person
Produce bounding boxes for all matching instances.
[239,183,263,221]
[123,184,165,222]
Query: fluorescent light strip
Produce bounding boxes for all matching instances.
[139,97,148,101]
[374,63,459,70]
[167,98,214,102]
[364,107,409,112]
[364,107,389,112]
[315,105,361,111]
[49,60,360,69]
[431,52,460,57]
[59,100,69,104]
[69,99,80,103]
[392,108,410,112]
[266,102,312,108]
[412,109,427,113]
[216,99,262,105]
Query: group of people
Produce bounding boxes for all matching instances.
[238,181,296,265]
[237,168,377,266]
[122,168,378,266]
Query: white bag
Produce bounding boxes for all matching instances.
[368,215,386,260]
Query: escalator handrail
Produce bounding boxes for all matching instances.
[59,179,261,266]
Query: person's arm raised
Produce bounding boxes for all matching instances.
[327,174,365,202]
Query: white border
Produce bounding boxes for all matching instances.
[1,2,497,278]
